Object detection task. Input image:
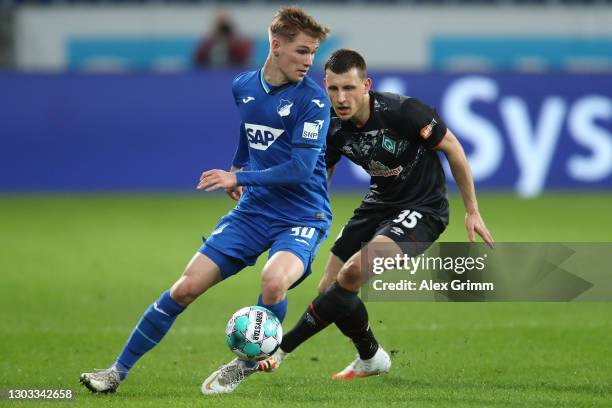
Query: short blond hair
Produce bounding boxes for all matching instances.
[269,6,330,43]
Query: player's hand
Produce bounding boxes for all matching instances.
[197,169,238,192]
[465,210,495,249]
[225,186,243,201]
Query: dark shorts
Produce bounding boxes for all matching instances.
[331,204,446,262]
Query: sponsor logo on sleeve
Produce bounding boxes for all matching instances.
[419,118,438,140]
[302,121,322,140]
[242,96,255,104]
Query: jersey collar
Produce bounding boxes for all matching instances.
[259,69,300,95]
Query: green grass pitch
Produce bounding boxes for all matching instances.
[1,193,611,407]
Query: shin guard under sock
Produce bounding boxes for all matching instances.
[335,299,379,360]
[281,282,360,353]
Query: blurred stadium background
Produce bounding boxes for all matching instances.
[1,1,611,407]
[1,1,611,195]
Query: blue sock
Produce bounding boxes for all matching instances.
[257,294,288,323]
[113,290,185,380]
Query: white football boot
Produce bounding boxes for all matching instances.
[331,347,391,380]
[257,348,288,372]
[201,358,259,395]
[79,366,123,393]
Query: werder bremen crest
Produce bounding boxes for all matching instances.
[382,135,396,154]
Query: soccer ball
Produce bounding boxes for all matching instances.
[225,306,283,361]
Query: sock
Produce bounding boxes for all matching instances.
[114,290,185,379]
[335,300,379,360]
[257,294,288,323]
[281,282,360,353]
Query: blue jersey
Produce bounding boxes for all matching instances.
[230,70,332,230]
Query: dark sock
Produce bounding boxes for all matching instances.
[281,282,360,353]
[335,300,379,360]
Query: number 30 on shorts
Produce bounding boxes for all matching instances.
[393,210,423,228]
[290,227,316,239]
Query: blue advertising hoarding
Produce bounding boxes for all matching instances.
[0,72,610,195]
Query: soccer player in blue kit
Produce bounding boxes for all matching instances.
[79,6,331,395]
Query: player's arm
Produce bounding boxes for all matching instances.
[197,149,321,191]
[198,101,330,191]
[435,130,495,248]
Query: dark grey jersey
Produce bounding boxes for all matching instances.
[326,91,449,225]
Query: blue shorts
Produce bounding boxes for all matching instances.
[199,210,328,288]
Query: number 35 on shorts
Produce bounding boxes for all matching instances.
[393,210,423,229]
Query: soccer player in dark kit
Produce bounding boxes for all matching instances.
[255,48,496,381]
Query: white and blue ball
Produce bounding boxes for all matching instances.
[225,306,283,361]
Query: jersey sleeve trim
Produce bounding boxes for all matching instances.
[431,129,447,149]
[293,143,321,149]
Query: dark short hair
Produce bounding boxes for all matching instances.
[324,49,367,78]
[269,6,330,42]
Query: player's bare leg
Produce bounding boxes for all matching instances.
[80,253,221,393]
[275,236,399,379]
[260,251,305,304]
[170,253,223,306]
[318,254,344,294]
[201,252,304,395]
[337,235,400,291]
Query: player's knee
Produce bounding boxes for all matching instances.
[261,280,287,303]
[170,274,205,306]
[261,271,288,304]
[337,257,363,290]
[171,255,221,306]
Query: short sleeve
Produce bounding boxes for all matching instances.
[400,98,447,149]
